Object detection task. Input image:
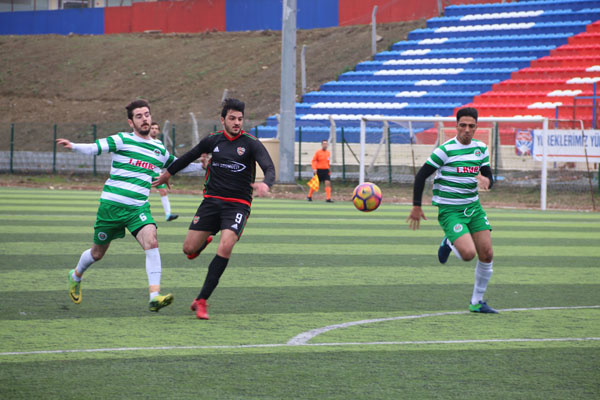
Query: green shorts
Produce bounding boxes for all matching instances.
[155,183,167,190]
[437,201,492,244]
[93,201,156,245]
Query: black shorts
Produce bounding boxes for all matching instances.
[316,169,330,182]
[189,197,251,239]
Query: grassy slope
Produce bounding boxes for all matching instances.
[0,21,424,126]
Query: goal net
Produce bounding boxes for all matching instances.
[356,116,598,210]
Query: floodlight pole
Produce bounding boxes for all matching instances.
[278,0,297,183]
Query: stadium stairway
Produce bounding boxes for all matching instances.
[258,0,600,144]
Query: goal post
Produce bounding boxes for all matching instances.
[359,115,552,210]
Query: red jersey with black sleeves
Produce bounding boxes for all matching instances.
[166,130,275,206]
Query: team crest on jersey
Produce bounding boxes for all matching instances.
[453,224,463,233]
[193,216,200,224]
[97,232,108,241]
[154,149,161,156]
[474,150,482,157]
[237,147,246,156]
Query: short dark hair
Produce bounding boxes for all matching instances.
[150,122,159,127]
[456,107,478,122]
[221,98,245,118]
[126,99,150,120]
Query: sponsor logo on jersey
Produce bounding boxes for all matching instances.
[211,161,247,173]
[456,166,480,174]
[213,146,220,152]
[98,232,108,241]
[193,216,200,224]
[237,147,246,156]
[453,224,463,233]
[128,158,156,170]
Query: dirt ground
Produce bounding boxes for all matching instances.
[0,21,425,126]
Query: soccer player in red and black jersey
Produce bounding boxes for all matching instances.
[152,98,275,319]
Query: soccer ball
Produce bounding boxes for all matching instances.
[352,182,382,212]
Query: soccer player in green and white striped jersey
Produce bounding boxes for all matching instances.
[407,107,498,314]
[57,99,201,312]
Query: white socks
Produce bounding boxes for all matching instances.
[471,260,493,305]
[161,196,171,217]
[145,247,162,289]
[73,249,95,282]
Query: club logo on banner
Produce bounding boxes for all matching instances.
[515,129,533,156]
[532,129,600,162]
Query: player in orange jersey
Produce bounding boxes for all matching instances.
[308,139,333,203]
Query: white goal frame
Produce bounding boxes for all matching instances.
[359,116,550,210]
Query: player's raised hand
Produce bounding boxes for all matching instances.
[406,205,427,230]
[251,182,270,197]
[56,138,73,149]
[152,171,172,189]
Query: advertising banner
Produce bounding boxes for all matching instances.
[532,129,600,162]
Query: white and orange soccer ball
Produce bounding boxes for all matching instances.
[352,182,382,212]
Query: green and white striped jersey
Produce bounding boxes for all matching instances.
[425,137,489,206]
[94,132,175,208]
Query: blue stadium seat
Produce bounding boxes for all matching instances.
[426,9,600,28]
[374,46,554,60]
[444,0,600,16]
[391,33,572,50]
[319,80,498,93]
[407,21,590,41]
[355,57,534,71]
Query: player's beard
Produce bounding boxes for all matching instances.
[137,123,151,137]
[225,125,241,137]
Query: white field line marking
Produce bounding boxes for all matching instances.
[1,337,599,357]
[286,305,600,345]
[1,306,598,357]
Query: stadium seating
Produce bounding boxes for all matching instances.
[257,0,600,143]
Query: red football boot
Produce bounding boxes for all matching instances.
[190,298,209,320]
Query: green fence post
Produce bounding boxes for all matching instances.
[9,123,14,173]
[213,124,217,133]
[297,126,302,180]
[92,124,97,176]
[387,127,392,185]
[171,124,176,155]
[53,124,57,174]
[341,127,346,183]
[254,125,259,139]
